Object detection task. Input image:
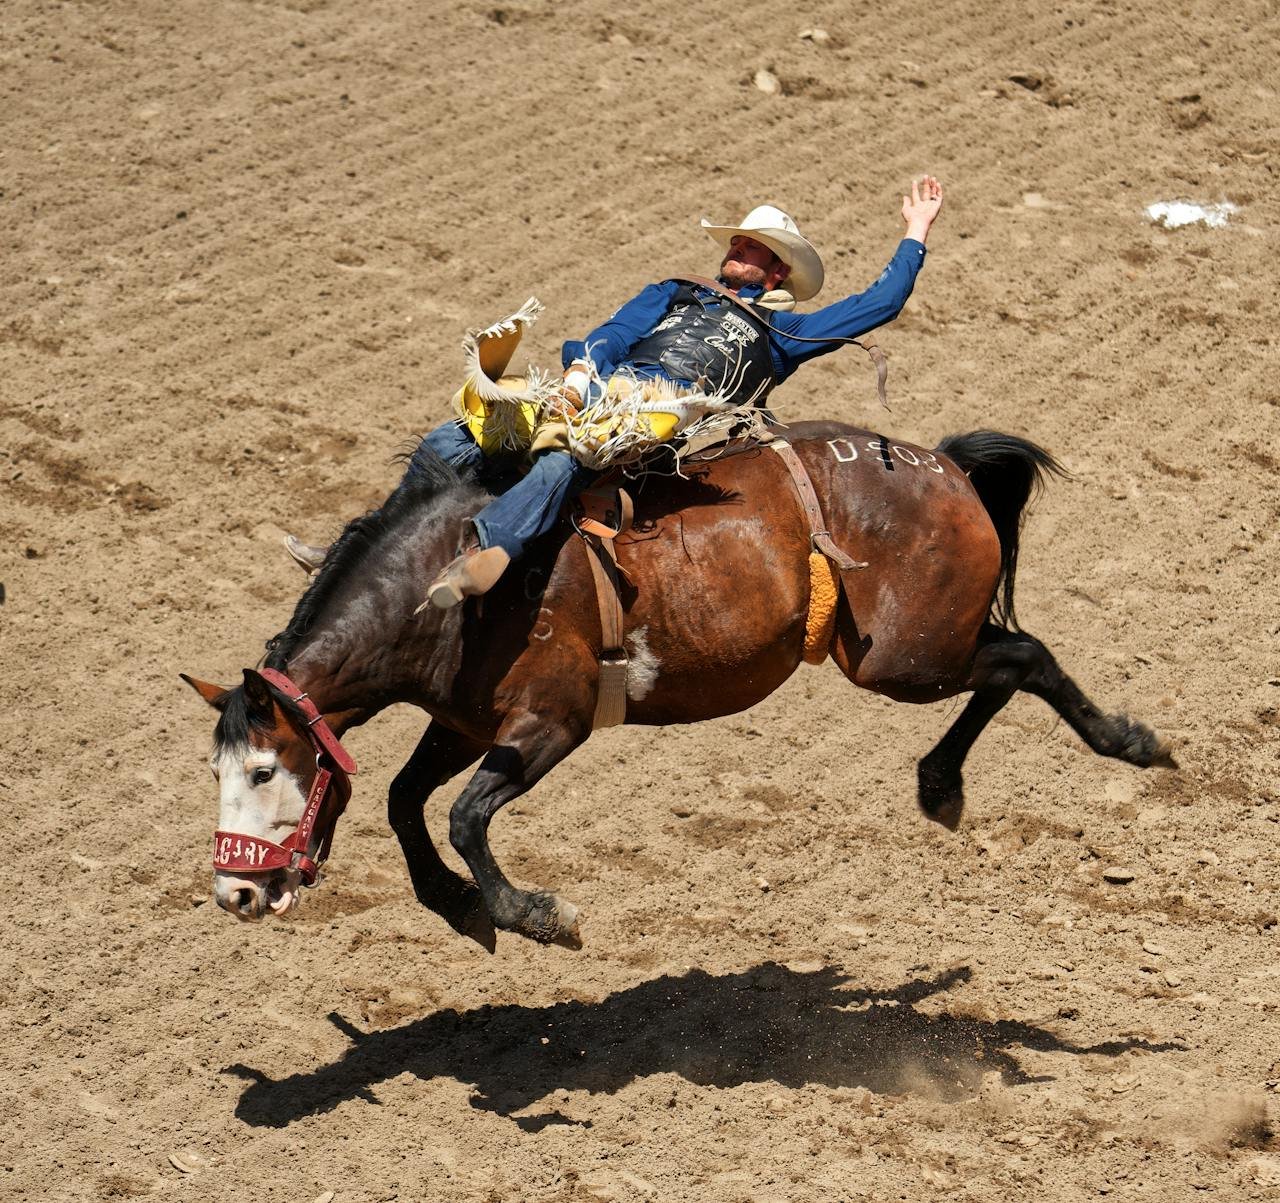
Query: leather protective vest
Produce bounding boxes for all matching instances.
[626,282,777,404]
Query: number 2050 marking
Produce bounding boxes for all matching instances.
[826,437,944,473]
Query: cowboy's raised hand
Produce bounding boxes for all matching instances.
[902,175,944,244]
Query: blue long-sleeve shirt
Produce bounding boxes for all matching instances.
[562,238,926,384]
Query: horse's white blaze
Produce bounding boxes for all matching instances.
[213,746,306,843]
[212,744,308,918]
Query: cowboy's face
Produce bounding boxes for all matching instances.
[720,235,791,292]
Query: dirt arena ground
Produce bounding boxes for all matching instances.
[3,0,1279,1199]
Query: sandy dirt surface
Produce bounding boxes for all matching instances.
[3,0,1279,1199]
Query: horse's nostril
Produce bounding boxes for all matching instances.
[232,887,256,915]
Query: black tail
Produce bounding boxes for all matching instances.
[935,430,1067,631]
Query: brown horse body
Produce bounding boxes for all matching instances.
[187,421,1172,949]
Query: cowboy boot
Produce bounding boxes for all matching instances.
[424,543,511,610]
[283,534,328,576]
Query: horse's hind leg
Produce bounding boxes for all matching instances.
[1018,633,1177,769]
[918,625,1175,830]
[388,721,496,951]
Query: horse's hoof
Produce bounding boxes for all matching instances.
[549,899,583,951]
[1150,738,1179,771]
[921,798,964,832]
[918,764,965,832]
[518,892,584,949]
[1120,719,1179,771]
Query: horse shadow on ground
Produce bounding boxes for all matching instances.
[227,963,1184,1130]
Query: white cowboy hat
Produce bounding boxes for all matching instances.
[700,204,825,301]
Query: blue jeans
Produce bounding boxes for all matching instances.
[406,422,599,560]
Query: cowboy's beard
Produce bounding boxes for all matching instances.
[719,255,768,289]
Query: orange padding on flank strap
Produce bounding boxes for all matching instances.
[803,551,839,664]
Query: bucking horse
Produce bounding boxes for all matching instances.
[184,422,1174,950]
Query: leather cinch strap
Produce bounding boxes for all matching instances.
[584,534,628,729]
[763,436,867,572]
[574,488,630,730]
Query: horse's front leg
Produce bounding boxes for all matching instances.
[448,705,591,949]
[388,720,496,951]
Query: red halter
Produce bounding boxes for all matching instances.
[212,669,358,886]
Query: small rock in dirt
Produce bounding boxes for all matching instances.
[1102,866,1136,884]
[798,27,830,43]
[1110,1073,1139,1093]
[607,32,631,46]
[167,1149,209,1174]
[754,68,782,95]
[755,876,771,892]
[189,894,207,907]
[669,805,692,818]
[312,1193,335,1203]
[1194,848,1220,865]
[1163,970,1183,988]
[1142,941,1167,956]
[766,1095,789,1114]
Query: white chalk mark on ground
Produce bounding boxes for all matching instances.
[1145,200,1239,229]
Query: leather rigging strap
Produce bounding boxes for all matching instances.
[755,429,867,572]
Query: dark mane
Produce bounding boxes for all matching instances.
[212,683,308,753]
[264,446,465,668]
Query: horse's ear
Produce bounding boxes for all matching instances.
[241,668,277,722]
[181,673,231,710]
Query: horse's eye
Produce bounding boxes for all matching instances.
[251,766,275,786]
